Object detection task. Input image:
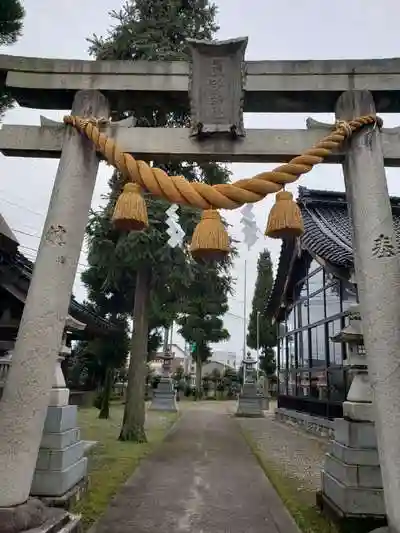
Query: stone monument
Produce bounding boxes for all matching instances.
[236,353,263,417]
[318,304,386,531]
[149,351,177,413]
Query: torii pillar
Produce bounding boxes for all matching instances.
[336,90,400,533]
[0,90,109,530]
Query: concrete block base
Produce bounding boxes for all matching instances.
[330,440,379,466]
[44,405,78,434]
[321,469,385,516]
[236,384,264,417]
[343,401,374,422]
[36,440,85,472]
[324,453,382,488]
[316,490,387,533]
[334,418,377,449]
[31,405,88,499]
[41,428,80,450]
[320,418,386,525]
[149,379,177,412]
[31,457,88,497]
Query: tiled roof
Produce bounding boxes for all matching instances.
[298,187,400,267]
[1,251,118,336]
[266,187,400,319]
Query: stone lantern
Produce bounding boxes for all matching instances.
[331,303,373,422]
[236,352,263,418]
[318,303,386,529]
[149,349,177,413]
[30,316,89,502]
[243,351,257,384]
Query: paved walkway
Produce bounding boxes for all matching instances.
[91,404,300,533]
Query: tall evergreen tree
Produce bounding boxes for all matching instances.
[247,250,277,376]
[0,0,25,117]
[177,261,231,398]
[84,0,233,442]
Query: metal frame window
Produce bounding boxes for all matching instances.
[277,260,356,405]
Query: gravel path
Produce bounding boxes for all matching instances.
[237,404,328,497]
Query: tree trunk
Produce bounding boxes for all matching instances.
[195,359,202,400]
[119,267,150,442]
[99,366,113,419]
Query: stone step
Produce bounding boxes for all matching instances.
[324,452,382,489]
[330,440,380,466]
[321,469,385,517]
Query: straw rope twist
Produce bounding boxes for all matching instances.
[63,114,382,210]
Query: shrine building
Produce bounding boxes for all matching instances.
[266,187,400,420]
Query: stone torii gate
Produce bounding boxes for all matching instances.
[1,38,400,533]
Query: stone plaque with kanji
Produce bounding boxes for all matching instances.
[188,37,248,138]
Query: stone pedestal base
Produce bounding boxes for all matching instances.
[149,379,177,412]
[0,499,46,533]
[319,417,386,526]
[343,400,374,423]
[0,501,82,533]
[235,383,263,418]
[30,405,87,498]
[41,477,88,511]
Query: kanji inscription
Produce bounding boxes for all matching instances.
[372,233,396,258]
[188,37,247,138]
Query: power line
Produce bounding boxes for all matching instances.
[0,195,45,218]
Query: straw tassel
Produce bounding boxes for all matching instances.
[265,190,304,239]
[190,209,230,261]
[112,182,149,231]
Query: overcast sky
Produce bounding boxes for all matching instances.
[1,0,400,360]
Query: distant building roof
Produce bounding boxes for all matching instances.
[0,214,19,255]
[0,243,119,337]
[266,187,400,321]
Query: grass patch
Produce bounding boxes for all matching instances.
[73,403,178,531]
[240,426,338,533]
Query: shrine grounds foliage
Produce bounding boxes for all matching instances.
[81,0,234,441]
[247,249,277,376]
[0,0,25,117]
